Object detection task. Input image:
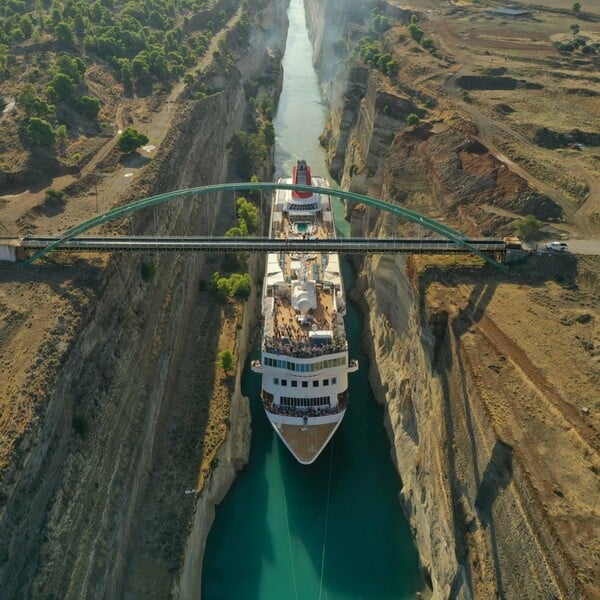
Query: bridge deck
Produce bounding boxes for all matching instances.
[18,236,507,256]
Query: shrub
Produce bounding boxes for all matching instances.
[217,349,235,373]
[117,127,149,153]
[26,117,56,145]
[141,260,157,282]
[515,215,542,240]
[45,188,64,201]
[408,23,424,43]
[407,113,420,126]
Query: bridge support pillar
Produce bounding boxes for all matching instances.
[0,241,22,262]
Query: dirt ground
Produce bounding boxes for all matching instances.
[0,8,246,596]
[420,253,600,596]
[1,0,599,596]
[396,0,600,233]
[372,1,600,595]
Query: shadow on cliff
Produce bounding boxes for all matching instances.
[201,353,275,600]
[436,333,514,598]
[475,441,513,597]
[419,252,579,348]
[475,441,513,525]
[427,260,528,598]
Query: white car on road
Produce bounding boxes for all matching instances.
[545,241,569,252]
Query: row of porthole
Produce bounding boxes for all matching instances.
[273,377,338,388]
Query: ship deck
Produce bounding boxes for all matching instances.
[278,421,339,464]
[271,289,334,341]
[268,197,339,338]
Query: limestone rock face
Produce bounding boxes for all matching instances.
[305,1,588,598]
[0,1,288,598]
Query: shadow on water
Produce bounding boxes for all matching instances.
[201,374,272,599]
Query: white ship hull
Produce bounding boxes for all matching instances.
[252,161,358,464]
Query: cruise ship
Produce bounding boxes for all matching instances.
[251,161,358,464]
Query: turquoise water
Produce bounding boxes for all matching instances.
[201,1,422,598]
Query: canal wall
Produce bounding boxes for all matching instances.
[305,1,568,598]
[0,1,288,597]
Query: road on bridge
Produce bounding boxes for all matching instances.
[563,239,600,256]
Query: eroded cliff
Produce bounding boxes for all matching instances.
[0,1,288,597]
[307,1,600,598]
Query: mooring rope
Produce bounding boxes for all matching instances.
[318,440,335,600]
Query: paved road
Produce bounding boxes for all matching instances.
[563,239,600,256]
[535,239,600,256]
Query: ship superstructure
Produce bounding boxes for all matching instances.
[251,161,358,464]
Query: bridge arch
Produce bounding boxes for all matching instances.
[24,182,505,269]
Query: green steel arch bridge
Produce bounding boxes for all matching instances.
[10,182,508,270]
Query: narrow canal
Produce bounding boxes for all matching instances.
[201,1,422,598]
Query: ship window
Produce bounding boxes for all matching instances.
[313,380,319,387]
[323,379,329,386]
[281,379,288,386]
[332,377,337,384]
[291,380,298,388]
[274,377,279,385]
[302,381,308,388]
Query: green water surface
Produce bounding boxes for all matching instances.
[201,1,422,598]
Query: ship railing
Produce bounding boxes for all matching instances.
[263,339,347,358]
[263,400,343,418]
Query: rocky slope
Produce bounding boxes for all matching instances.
[0,1,288,597]
[307,1,599,598]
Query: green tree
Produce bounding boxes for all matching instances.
[117,127,149,153]
[20,15,34,39]
[210,272,251,300]
[74,13,86,38]
[515,215,542,240]
[77,96,101,120]
[45,73,76,103]
[54,21,75,48]
[27,117,56,145]
[407,113,420,126]
[18,84,54,116]
[55,123,67,143]
[132,55,151,83]
[572,2,581,15]
[217,349,235,374]
[237,196,259,233]
[55,54,86,84]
